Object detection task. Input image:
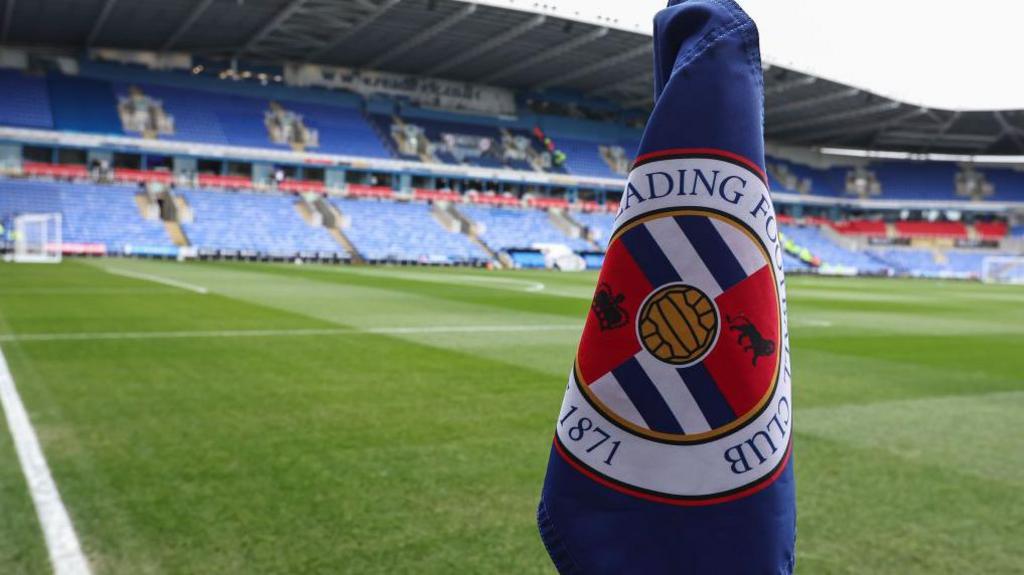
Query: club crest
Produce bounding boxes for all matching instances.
[554,151,793,504]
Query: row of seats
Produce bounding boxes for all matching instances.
[780,223,1012,277]
[1,176,1015,276]
[869,249,1000,277]
[779,225,888,272]
[181,189,343,256]
[332,198,486,263]
[0,178,171,252]
[0,69,635,178]
[831,219,998,239]
[458,204,593,253]
[769,155,1024,202]
[572,210,616,248]
[6,69,1023,200]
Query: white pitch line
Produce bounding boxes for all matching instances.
[103,267,209,294]
[0,324,583,343]
[0,346,91,575]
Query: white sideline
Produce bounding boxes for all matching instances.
[0,324,582,343]
[0,346,91,574]
[104,267,209,294]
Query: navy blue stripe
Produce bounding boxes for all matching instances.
[675,216,748,291]
[612,357,685,434]
[676,362,736,428]
[619,224,680,287]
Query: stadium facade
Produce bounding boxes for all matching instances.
[0,0,1022,280]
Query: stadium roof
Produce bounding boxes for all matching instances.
[4,0,1024,155]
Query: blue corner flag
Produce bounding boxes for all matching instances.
[537,1,796,573]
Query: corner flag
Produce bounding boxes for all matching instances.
[538,1,796,573]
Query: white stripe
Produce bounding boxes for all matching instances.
[587,371,648,428]
[0,324,582,343]
[634,351,712,433]
[710,219,768,277]
[644,219,723,298]
[0,346,91,575]
[104,267,209,294]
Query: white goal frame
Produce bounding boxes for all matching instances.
[981,255,1024,284]
[9,213,62,264]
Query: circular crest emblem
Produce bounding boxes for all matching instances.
[554,152,793,504]
[637,283,719,366]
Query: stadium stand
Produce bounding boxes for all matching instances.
[0,70,53,129]
[48,74,123,134]
[0,178,172,253]
[458,205,593,253]
[181,189,343,257]
[893,221,967,238]
[779,225,888,273]
[557,138,622,179]
[974,221,1008,239]
[873,162,958,200]
[831,219,888,237]
[331,198,487,263]
[572,211,616,248]
[0,60,1021,278]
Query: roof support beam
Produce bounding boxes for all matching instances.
[85,0,119,47]
[1,0,15,42]
[771,101,902,134]
[479,27,608,84]
[919,111,960,153]
[622,94,653,110]
[766,88,859,117]
[311,0,402,60]
[367,3,476,68]
[789,107,927,144]
[764,75,816,96]
[425,14,545,76]
[534,44,649,90]
[161,0,217,52]
[994,111,1024,153]
[587,71,651,97]
[236,0,310,57]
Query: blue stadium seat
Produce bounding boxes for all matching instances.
[459,205,592,252]
[572,211,616,248]
[557,138,621,179]
[0,178,172,253]
[48,74,123,134]
[779,224,888,272]
[0,70,54,128]
[182,189,343,256]
[873,162,957,199]
[332,198,487,263]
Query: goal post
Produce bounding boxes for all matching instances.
[981,255,1024,285]
[8,213,62,264]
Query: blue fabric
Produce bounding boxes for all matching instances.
[538,2,796,573]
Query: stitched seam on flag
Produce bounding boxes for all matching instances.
[536,500,583,575]
[671,17,750,77]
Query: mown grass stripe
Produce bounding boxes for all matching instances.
[0,324,582,343]
[0,345,91,575]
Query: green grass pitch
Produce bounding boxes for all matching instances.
[0,259,1021,574]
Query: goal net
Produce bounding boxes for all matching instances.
[981,256,1024,284]
[9,213,62,264]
